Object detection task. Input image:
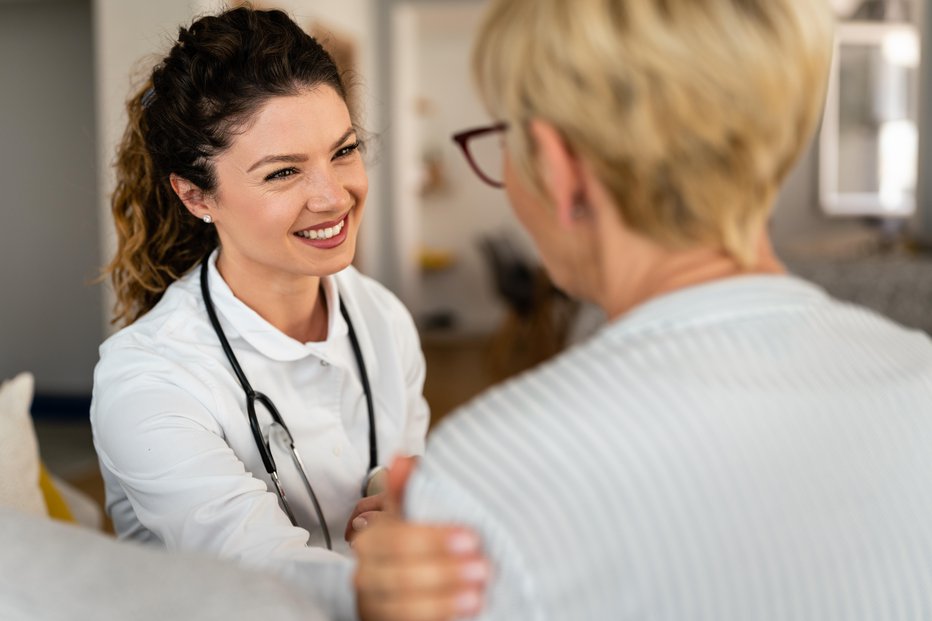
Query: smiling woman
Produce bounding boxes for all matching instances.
[170,86,368,343]
[90,8,436,620]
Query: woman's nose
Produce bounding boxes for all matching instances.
[303,166,346,212]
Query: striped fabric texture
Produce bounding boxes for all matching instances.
[406,275,932,620]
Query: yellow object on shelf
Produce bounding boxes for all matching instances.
[419,248,456,272]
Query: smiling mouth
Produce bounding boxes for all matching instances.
[294,216,346,240]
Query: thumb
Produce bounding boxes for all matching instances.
[385,455,418,516]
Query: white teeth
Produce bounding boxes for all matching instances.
[297,218,345,240]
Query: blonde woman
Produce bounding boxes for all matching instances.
[355,1,932,619]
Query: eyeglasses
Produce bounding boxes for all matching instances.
[452,122,508,189]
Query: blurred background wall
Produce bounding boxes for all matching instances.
[4,0,931,514]
[1,0,930,405]
[0,0,101,393]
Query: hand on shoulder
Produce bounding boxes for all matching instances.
[353,456,489,621]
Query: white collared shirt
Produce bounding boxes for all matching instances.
[91,250,429,620]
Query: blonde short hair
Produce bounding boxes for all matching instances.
[474,0,834,266]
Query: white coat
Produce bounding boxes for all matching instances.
[90,250,429,619]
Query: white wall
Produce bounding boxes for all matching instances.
[0,0,207,391]
[93,0,214,333]
[11,0,914,395]
[770,140,830,246]
[0,0,102,393]
[389,3,423,309]
[411,2,527,333]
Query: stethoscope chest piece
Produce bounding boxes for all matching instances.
[364,465,388,497]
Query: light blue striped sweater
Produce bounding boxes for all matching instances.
[407,275,932,620]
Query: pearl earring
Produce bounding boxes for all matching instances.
[202,214,213,224]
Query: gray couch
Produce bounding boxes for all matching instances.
[0,508,328,621]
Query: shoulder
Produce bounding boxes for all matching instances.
[405,347,609,619]
[421,337,611,483]
[334,266,409,317]
[93,272,221,429]
[816,294,932,345]
[333,266,419,341]
[100,266,206,357]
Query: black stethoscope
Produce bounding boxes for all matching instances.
[200,255,384,550]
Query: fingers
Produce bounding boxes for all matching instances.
[350,453,418,542]
[352,494,386,518]
[356,555,488,597]
[358,587,484,621]
[353,521,479,560]
[386,455,419,515]
[353,509,388,531]
[346,509,388,544]
[345,494,387,542]
[354,520,488,621]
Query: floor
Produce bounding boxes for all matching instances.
[33,334,503,532]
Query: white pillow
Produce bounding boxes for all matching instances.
[0,373,46,516]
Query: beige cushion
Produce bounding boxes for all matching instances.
[0,373,46,516]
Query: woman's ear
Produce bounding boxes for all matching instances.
[169,173,214,221]
[528,120,583,228]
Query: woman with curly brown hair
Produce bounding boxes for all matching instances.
[87,8,478,618]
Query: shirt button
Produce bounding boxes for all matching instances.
[332,444,342,457]
[320,359,330,367]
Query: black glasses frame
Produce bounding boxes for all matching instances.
[451,122,508,188]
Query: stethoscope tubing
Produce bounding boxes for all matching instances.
[199,255,378,550]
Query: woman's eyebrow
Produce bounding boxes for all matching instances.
[246,153,308,173]
[330,127,356,150]
[245,128,356,173]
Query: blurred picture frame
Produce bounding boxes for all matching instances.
[819,21,920,217]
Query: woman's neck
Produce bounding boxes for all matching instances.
[577,164,785,323]
[215,251,329,343]
[596,225,786,322]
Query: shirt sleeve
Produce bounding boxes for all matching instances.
[91,346,358,621]
[405,457,545,621]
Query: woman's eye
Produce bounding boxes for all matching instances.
[334,141,361,160]
[264,167,298,181]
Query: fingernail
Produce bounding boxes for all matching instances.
[456,590,481,615]
[447,531,480,554]
[352,516,368,531]
[461,560,489,582]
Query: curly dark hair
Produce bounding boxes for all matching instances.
[105,7,349,325]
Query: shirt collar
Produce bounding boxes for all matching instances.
[204,248,349,362]
[602,274,829,343]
